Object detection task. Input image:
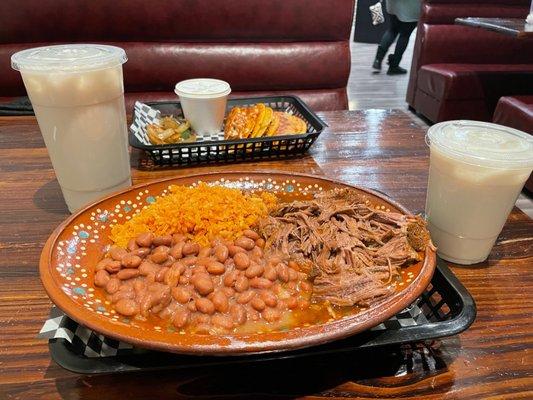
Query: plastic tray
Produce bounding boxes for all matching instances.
[129,96,327,166]
[47,259,476,374]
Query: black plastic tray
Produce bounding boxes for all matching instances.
[47,259,476,374]
[129,96,327,166]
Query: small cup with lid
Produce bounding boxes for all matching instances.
[174,78,231,135]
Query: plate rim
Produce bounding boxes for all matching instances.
[39,170,436,355]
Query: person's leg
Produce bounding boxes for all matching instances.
[392,21,417,62]
[379,14,401,52]
[372,14,400,70]
[387,21,417,75]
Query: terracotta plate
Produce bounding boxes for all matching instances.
[40,171,436,355]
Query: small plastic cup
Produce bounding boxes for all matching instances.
[425,120,533,264]
[174,78,231,135]
[11,44,131,213]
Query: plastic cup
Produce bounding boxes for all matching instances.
[174,78,231,135]
[425,120,533,265]
[11,44,131,213]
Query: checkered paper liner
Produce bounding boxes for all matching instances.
[38,294,446,359]
[130,101,224,146]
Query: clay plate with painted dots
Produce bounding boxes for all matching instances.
[39,171,436,355]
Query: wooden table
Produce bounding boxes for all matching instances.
[456,17,533,39]
[1,110,532,399]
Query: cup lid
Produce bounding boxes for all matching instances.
[174,78,231,99]
[427,120,533,169]
[11,44,127,72]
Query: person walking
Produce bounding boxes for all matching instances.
[372,0,421,75]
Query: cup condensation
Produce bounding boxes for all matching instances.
[11,44,131,213]
[174,79,231,135]
[425,121,533,264]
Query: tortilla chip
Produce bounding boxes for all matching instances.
[290,115,307,134]
[225,105,307,141]
[160,116,181,130]
[273,112,308,135]
[266,112,280,136]
[275,112,295,135]
[254,106,274,138]
[224,107,248,140]
[250,104,267,138]
[239,105,259,138]
[147,124,166,144]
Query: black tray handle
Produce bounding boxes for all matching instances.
[358,261,476,347]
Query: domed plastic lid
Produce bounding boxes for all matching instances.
[11,44,127,72]
[175,78,231,99]
[427,120,533,169]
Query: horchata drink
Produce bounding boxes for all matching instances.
[11,44,131,212]
[425,120,533,264]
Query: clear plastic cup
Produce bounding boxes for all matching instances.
[425,120,533,264]
[11,44,131,213]
[174,78,231,135]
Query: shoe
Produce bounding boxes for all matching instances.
[386,54,407,75]
[372,46,386,70]
[387,65,407,75]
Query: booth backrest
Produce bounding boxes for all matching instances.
[0,0,355,110]
[406,0,531,106]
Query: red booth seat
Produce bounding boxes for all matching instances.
[493,95,533,192]
[0,0,355,112]
[406,0,532,123]
[493,95,533,134]
[414,64,533,122]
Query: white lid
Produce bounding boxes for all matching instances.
[174,78,231,99]
[11,44,127,72]
[427,120,533,169]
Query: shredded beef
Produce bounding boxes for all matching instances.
[258,188,434,307]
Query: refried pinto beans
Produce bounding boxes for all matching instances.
[95,231,311,334]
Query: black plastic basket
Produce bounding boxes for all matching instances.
[129,96,327,166]
[45,259,475,374]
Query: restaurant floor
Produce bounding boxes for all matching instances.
[347,35,415,111]
[347,36,533,217]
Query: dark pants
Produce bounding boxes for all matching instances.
[379,13,417,63]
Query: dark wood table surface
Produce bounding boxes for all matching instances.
[455,17,533,39]
[1,110,532,399]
